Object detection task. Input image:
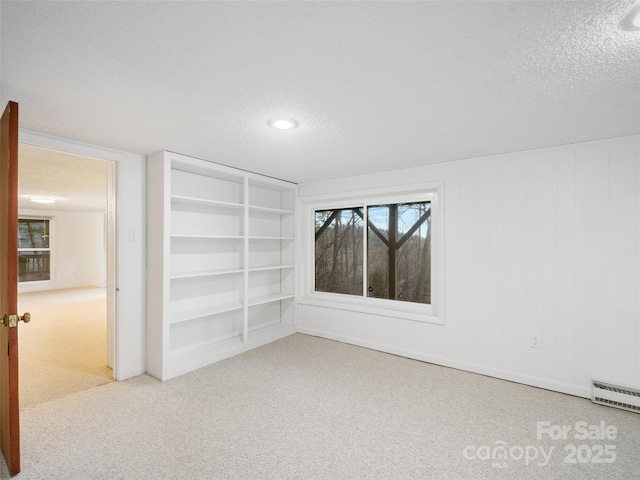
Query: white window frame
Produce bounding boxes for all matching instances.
[298,181,444,325]
[17,216,55,284]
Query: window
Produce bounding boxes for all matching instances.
[18,218,52,282]
[314,208,364,296]
[302,182,444,324]
[315,201,431,305]
[367,202,431,304]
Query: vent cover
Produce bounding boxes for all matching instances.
[591,380,640,414]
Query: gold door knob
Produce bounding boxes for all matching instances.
[0,313,31,327]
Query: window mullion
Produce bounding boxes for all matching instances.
[362,205,368,298]
[388,204,398,300]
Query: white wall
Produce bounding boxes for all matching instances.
[18,209,105,293]
[297,135,640,398]
[114,148,147,381]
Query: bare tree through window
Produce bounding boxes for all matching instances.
[315,208,363,295]
[315,201,431,304]
[367,202,431,304]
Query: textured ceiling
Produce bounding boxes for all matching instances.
[18,144,107,213]
[2,0,640,186]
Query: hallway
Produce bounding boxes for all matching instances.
[17,287,112,409]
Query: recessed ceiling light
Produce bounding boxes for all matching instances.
[621,3,640,30]
[268,119,299,130]
[30,196,56,204]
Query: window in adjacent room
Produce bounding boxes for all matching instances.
[18,217,52,282]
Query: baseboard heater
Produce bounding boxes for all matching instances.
[591,379,640,413]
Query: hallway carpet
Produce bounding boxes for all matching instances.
[18,287,113,409]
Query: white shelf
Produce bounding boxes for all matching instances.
[171,269,244,279]
[249,236,295,241]
[171,234,244,241]
[171,195,244,210]
[166,324,297,379]
[170,331,243,357]
[170,301,244,325]
[248,293,295,307]
[249,265,294,273]
[148,150,296,381]
[248,204,295,215]
[170,159,244,184]
[248,318,281,332]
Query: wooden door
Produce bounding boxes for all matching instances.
[0,101,21,476]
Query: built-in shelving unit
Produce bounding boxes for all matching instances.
[147,151,297,380]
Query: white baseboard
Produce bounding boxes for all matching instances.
[297,326,591,399]
[117,367,146,382]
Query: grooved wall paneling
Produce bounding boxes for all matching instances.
[298,135,640,397]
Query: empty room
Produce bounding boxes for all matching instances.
[16,145,115,409]
[0,1,639,479]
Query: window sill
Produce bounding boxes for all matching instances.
[298,293,444,325]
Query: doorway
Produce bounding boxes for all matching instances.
[16,144,116,407]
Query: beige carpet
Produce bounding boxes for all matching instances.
[1,333,638,479]
[17,287,113,409]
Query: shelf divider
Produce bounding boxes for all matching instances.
[243,177,250,344]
